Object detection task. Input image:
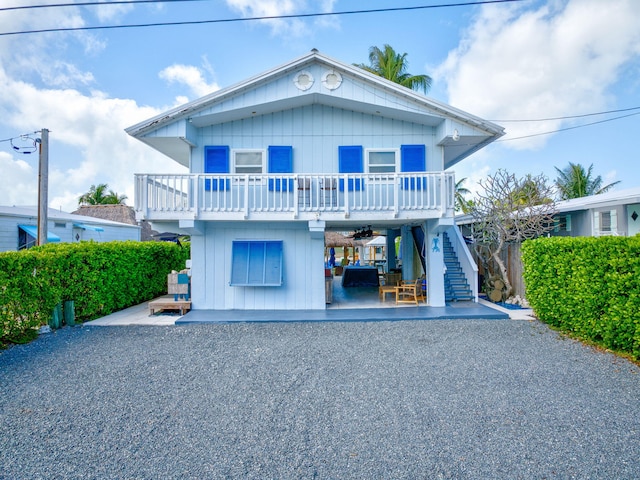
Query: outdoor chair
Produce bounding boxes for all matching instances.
[395,278,425,306]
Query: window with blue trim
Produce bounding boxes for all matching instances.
[230,240,284,286]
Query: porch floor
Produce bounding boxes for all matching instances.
[177,277,508,324]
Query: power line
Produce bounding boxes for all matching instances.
[0,0,207,13]
[496,111,640,143]
[0,0,525,36]
[490,106,640,123]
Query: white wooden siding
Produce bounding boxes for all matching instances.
[195,104,438,174]
[192,221,325,310]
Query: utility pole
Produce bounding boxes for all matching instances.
[37,128,49,246]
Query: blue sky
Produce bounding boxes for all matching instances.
[1,0,639,212]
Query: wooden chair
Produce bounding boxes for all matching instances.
[395,278,424,306]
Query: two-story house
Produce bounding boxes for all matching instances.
[126,50,504,311]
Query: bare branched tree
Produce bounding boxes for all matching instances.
[469,170,557,300]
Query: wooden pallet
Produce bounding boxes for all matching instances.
[149,298,191,316]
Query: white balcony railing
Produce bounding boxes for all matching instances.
[134,172,455,222]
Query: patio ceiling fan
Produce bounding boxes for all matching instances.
[349,225,373,239]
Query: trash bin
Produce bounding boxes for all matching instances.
[63,300,75,326]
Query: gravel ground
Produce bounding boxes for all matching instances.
[1,319,639,479]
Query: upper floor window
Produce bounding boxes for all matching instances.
[233,150,265,174]
[365,149,399,173]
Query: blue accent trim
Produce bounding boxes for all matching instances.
[402,177,428,190]
[204,178,230,191]
[268,146,293,173]
[73,223,104,232]
[204,146,229,173]
[268,178,295,192]
[338,146,363,173]
[338,178,364,192]
[18,225,61,242]
[401,144,426,172]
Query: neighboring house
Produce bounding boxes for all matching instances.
[455,186,640,299]
[551,187,640,238]
[0,206,141,252]
[126,50,504,310]
[73,204,155,241]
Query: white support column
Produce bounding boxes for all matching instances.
[426,220,446,307]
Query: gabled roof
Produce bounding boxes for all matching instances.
[127,49,504,168]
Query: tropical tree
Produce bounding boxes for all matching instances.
[78,183,128,206]
[554,162,620,200]
[468,170,556,301]
[454,177,472,213]
[354,44,432,93]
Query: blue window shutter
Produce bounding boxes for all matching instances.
[339,146,363,173]
[338,146,364,191]
[268,146,293,173]
[268,146,294,191]
[230,240,283,286]
[204,146,229,191]
[205,146,229,173]
[401,144,425,172]
[401,144,426,190]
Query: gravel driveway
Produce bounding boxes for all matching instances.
[1,319,639,479]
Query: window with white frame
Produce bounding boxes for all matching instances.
[365,149,398,173]
[233,150,265,174]
[594,209,617,235]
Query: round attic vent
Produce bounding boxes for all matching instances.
[294,71,314,91]
[322,70,342,90]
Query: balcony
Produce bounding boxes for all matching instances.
[134,172,455,223]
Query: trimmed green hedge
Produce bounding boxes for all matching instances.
[0,241,190,345]
[522,236,640,359]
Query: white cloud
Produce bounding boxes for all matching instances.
[225,0,338,37]
[0,1,101,89]
[0,66,186,212]
[159,63,220,99]
[436,0,640,150]
[93,2,134,23]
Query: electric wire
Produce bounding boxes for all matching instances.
[489,106,640,123]
[0,0,525,36]
[496,111,640,143]
[0,0,207,12]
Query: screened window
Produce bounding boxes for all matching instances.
[600,211,612,232]
[366,149,398,173]
[233,150,265,174]
[230,240,283,286]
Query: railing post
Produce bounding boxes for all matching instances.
[440,172,446,217]
[343,174,350,218]
[393,174,400,218]
[293,175,300,219]
[244,174,250,219]
[141,175,149,218]
[192,175,199,218]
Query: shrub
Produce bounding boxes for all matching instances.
[522,236,640,359]
[0,241,190,346]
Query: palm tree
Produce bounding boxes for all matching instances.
[455,177,472,213]
[354,44,432,93]
[554,162,620,200]
[78,183,127,205]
